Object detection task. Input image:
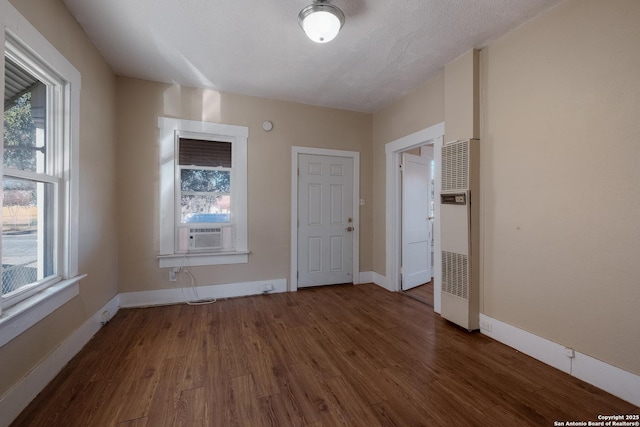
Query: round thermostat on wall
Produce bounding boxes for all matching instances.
[262,120,273,132]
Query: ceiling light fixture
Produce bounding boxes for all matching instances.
[298,0,345,44]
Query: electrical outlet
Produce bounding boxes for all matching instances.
[564,347,575,358]
[262,284,274,293]
[101,310,110,324]
[169,270,177,282]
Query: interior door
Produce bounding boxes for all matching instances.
[298,154,354,287]
[401,152,431,290]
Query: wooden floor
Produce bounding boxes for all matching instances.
[12,284,637,426]
[403,281,434,306]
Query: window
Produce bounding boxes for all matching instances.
[158,118,248,268]
[2,42,63,309]
[177,137,233,252]
[0,23,79,323]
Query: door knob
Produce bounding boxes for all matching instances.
[428,216,435,221]
[346,226,354,232]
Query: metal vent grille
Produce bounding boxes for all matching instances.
[442,251,469,300]
[442,140,469,191]
[189,228,221,233]
[192,232,221,249]
[189,227,222,249]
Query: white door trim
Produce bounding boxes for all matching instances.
[385,122,444,312]
[291,147,360,292]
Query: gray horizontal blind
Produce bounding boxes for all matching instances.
[179,138,231,167]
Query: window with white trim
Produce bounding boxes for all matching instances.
[158,117,248,268]
[1,31,79,313]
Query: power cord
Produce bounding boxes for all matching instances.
[174,262,217,305]
[182,267,217,305]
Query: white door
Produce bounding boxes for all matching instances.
[298,154,354,287]
[401,153,432,290]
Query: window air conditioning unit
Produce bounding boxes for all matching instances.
[189,227,222,250]
[440,139,480,331]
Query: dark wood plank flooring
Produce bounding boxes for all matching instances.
[403,281,434,306]
[11,284,638,426]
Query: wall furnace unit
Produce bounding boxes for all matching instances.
[440,139,480,331]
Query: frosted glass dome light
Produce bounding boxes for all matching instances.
[298,1,345,44]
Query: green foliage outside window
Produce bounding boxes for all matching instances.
[4,92,38,172]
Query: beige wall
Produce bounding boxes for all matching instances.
[444,49,479,142]
[480,0,640,375]
[116,78,372,292]
[0,0,118,396]
[369,0,640,377]
[371,74,445,275]
[3,0,639,407]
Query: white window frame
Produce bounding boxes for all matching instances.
[157,117,248,268]
[0,1,82,345]
[175,131,233,246]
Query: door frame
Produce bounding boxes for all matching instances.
[291,147,360,292]
[385,122,444,312]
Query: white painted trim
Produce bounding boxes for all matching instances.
[356,271,373,284]
[1,0,82,292]
[1,2,81,86]
[480,314,640,406]
[0,275,288,426]
[385,123,444,313]
[572,351,640,408]
[384,123,445,155]
[372,272,391,291]
[0,275,86,348]
[158,252,249,268]
[157,117,249,260]
[432,136,443,313]
[0,293,119,427]
[4,285,637,427]
[119,278,287,308]
[290,146,360,292]
[97,294,120,325]
[479,314,569,373]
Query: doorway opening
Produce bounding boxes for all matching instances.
[385,122,444,313]
[400,145,435,307]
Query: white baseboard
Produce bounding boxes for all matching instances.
[356,271,373,284]
[0,294,120,427]
[479,314,569,373]
[572,350,640,408]
[479,314,640,406]
[119,278,287,308]
[0,277,83,348]
[7,284,636,427]
[372,272,391,291]
[1,278,287,426]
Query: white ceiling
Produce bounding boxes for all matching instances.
[62,0,562,113]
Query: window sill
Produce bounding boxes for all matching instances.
[158,251,250,268]
[0,275,87,348]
